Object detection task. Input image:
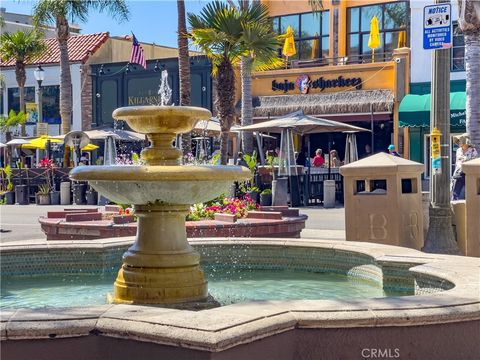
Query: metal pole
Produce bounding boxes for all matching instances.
[38,85,43,124]
[423,0,459,254]
[370,103,374,153]
[256,132,265,165]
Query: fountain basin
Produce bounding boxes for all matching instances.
[1,238,479,359]
[70,165,251,205]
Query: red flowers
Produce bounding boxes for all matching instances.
[188,196,259,221]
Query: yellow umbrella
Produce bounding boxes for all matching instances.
[282,26,296,68]
[81,143,99,151]
[311,33,319,60]
[397,29,407,48]
[21,135,63,150]
[368,16,380,63]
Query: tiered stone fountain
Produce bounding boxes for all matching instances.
[70,106,250,305]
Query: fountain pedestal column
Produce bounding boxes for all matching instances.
[114,204,208,304]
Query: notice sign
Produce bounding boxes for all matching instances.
[423,4,451,50]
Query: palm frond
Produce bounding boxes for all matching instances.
[0,30,46,62]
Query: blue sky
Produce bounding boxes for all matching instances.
[2,0,213,48]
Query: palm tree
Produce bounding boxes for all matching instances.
[33,0,129,135]
[238,0,323,154]
[0,30,46,136]
[458,0,480,148]
[177,0,192,156]
[189,1,281,164]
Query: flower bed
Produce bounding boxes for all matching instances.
[187,194,259,221]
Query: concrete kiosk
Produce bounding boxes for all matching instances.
[339,153,424,250]
[462,157,480,257]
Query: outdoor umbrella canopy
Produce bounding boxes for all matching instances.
[0,143,7,148]
[6,139,30,146]
[21,136,63,150]
[368,16,380,63]
[81,143,99,151]
[311,34,320,59]
[236,110,369,135]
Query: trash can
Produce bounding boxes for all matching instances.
[60,182,71,205]
[339,153,424,250]
[462,158,480,257]
[272,178,288,206]
[72,183,87,205]
[15,185,29,205]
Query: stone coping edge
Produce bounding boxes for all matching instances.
[1,237,480,352]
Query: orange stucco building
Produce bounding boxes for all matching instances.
[245,0,411,158]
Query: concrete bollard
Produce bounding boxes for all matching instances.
[323,180,336,208]
[60,182,71,205]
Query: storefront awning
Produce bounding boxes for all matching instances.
[399,92,466,128]
[246,90,394,118]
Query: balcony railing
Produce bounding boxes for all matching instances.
[289,52,396,69]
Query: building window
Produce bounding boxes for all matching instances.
[271,10,330,61]
[0,91,4,115]
[42,85,61,124]
[7,87,35,113]
[347,1,409,63]
[452,23,465,72]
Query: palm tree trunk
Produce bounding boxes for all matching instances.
[57,16,72,135]
[240,55,254,154]
[177,0,192,156]
[464,33,480,148]
[215,58,235,165]
[15,61,26,136]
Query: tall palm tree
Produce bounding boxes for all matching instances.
[239,0,323,154]
[33,0,129,135]
[0,30,46,136]
[189,1,281,164]
[177,0,192,156]
[458,0,480,148]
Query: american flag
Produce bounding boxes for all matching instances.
[129,33,146,69]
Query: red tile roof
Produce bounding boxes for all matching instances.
[0,32,109,67]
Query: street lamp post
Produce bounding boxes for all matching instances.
[34,65,48,160]
[33,65,45,124]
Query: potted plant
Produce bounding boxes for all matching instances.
[1,165,15,205]
[38,158,56,205]
[259,188,272,206]
[37,183,51,205]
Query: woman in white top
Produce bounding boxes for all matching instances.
[451,134,478,200]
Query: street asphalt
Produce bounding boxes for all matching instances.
[0,204,346,243]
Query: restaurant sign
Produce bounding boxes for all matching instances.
[272,75,362,94]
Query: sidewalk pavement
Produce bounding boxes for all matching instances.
[0,204,346,243]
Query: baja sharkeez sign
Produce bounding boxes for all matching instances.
[423,3,451,50]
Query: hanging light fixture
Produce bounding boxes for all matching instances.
[154,60,160,72]
[99,64,105,75]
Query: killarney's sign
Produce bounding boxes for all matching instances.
[272,75,362,94]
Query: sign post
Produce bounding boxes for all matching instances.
[423,0,459,254]
[423,3,452,50]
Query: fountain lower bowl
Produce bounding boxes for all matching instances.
[70,165,251,204]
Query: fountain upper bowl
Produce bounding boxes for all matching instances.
[112,106,212,134]
[70,165,251,205]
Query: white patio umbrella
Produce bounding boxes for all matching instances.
[6,138,30,158]
[6,139,30,146]
[0,142,7,148]
[344,131,359,164]
[237,110,369,135]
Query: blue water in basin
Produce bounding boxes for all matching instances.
[1,268,407,309]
